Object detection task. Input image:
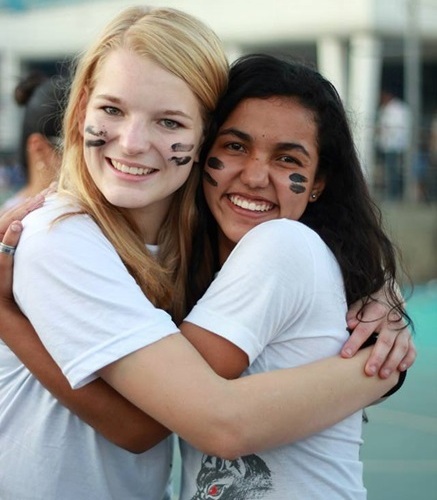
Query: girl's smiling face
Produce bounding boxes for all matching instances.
[203,96,325,262]
[81,48,203,235]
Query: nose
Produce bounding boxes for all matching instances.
[119,118,151,156]
[239,157,269,189]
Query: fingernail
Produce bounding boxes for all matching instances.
[368,365,377,375]
[343,348,352,357]
[10,222,22,233]
[382,368,392,378]
[400,363,407,371]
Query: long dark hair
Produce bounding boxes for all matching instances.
[189,54,411,328]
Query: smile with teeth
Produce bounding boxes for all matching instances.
[111,160,156,176]
[228,194,274,212]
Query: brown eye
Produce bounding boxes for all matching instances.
[226,142,244,152]
[278,155,301,166]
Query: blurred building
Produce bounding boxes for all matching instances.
[1,0,437,189]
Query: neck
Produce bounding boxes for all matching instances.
[128,199,172,245]
[28,165,55,193]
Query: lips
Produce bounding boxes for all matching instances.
[227,194,274,212]
[110,159,156,176]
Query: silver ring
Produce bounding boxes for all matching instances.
[0,242,16,256]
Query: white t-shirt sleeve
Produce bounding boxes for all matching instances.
[184,219,320,363]
[14,207,179,389]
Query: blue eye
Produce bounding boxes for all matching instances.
[102,106,122,116]
[161,119,181,130]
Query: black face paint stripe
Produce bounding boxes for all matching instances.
[289,173,308,183]
[203,170,218,187]
[85,139,106,147]
[289,172,308,194]
[289,184,306,194]
[207,157,225,170]
[168,156,192,166]
[85,125,107,147]
[85,125,107,137]
[171,143,194,152]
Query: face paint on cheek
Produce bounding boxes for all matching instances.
[203,170,218,187]
[168,156,192,166]
[168,143,195,166]
[207,157,225,170]
[289,173,308,194]
[171,143,194,152]
[85,125,107,148]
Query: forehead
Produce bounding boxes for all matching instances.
[91,49,202,117]
[219,96,318,148]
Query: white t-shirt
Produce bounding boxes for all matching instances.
[0,194,178,499]
[180,219,366,500]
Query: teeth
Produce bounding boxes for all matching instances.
[228,195,274,212]
[111,160,155,176]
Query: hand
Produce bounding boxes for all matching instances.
[0,220,23,303]
[341,297,416,378]
[0,194,45,240]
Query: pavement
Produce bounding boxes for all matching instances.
[362,282,437,499]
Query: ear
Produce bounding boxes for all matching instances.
[309,176,326,203]
[27,133,45,155]
[27,133,53,165]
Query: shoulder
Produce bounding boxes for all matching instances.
[18,194,115,265]
[236,219,323,254]
[21,194,100,241]
[22,194,84,231]
[223,219,328,277]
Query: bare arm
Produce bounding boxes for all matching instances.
[0,219,171,454]
[100,332,398,460]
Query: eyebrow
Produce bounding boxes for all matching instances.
[217,127,251,142]
[95,94,194,120]
[275,142,310,158]
[218,127,311,158]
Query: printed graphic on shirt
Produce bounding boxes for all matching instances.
[190,453,273,499]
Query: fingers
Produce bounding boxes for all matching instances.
[343,297,416,378]
[343,300,387,358]
[398,337,417,371]
[0,221,22,302]
[1,221,23,248]
[377,330,417,375]
[0,194,44,239]
[345,299,364,330]
[364,327,413,378]
[341,321,376,358]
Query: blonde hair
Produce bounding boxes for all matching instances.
[58,6,228,322]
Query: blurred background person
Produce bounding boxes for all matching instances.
[0,71,68,214]
[375,89,411,201]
